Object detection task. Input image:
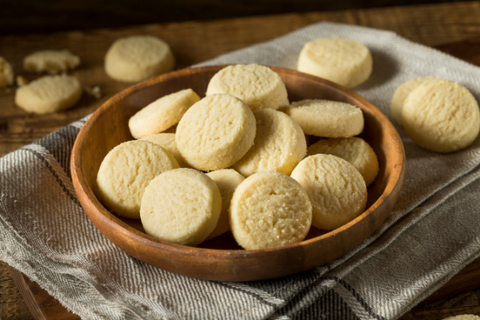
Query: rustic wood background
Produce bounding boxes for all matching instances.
[2,1,480,319]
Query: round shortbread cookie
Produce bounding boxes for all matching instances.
[206,64,289,111]
[129,88,201,139]
[284,99,364,138]
[105,35,175,82]
[297,38,373,88]
[307,137,379,186]
[23,50,80,74]
[443,315,480,320]
[96,140,179,219]
[229,171,312,250]
[402,79,480,153]
[291,154,367,231]
[233,108,306,177]
[205,169,245,240]
[140,168,222,246]
[0,57,14,87]
[15,74,82,114]
[176,94,256,171]
[141,133,189,167]
[390,76,437,126]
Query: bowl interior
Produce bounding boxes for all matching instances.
[71,65,405,281]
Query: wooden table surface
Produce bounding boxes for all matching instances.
[2,1,480,319]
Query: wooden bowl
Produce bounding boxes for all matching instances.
[71,65,405,282]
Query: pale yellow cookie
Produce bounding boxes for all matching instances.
[141,133,189,167]
[23,50,80,74]
[206,64,289,111]
[15,74,82,114]
[284,99,364,138]
[129,88,201,139]
[291,154,367,231]
[307,137,379,186]
[229,171,312,250]
[233,108,306,177]
[297,38,372,88]
[0,57,14,87]
[140,168,222,246]
[402,79,480,153]
[176,94,256,171]
[443,315,480,320]
[105,35,175,82]
[96,140,179,219]
[206,169,245,240]
[390,76,437,126]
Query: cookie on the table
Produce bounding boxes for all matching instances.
[390,76,437,126]
[105,35,175,82]
[233,108,306,176]
[141,133,189,167]
[176,94,256,171]
[23,50,80,74]
[291,154,367,231]
[15,74,82,114]
[140,168,222,246]
[0,57,14,87]
[402,78,480,153]
[297,38,372,88]
[229,171,312,250]
[284,99,364,138]
[307,137,379,186]
[206,64,289,111]
[96,140,179,219]
[205,169,245,240]
[129,88,201,139]
[443,315,480,320]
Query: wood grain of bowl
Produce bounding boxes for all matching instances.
[70,65,405,282]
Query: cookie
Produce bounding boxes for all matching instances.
[206,64,289,111]
[307,137,379,186]
[0,57,14,87]
[15,74,82,114]
[140,168,222,246]
[402,79,480,153]
[205,169,245,240]
[390,76,437,126]
[23,50,80,74]
[96,140,179,219]
[176,94,256,171]
[297,38,372,88]
[129,88,201,139]
[291,154,367,231]
[443,316,480,320]
[105,35,175,82]
[233,108,306,176]
[141,133,189,167]
[283,99,364,138]
[229,171,312,250]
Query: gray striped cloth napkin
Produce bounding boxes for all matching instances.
[2,22,480,320]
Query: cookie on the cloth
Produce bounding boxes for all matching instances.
[297,38,372,88]
[402,78,480,153]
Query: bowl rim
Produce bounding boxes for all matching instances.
[71,64,405,261]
